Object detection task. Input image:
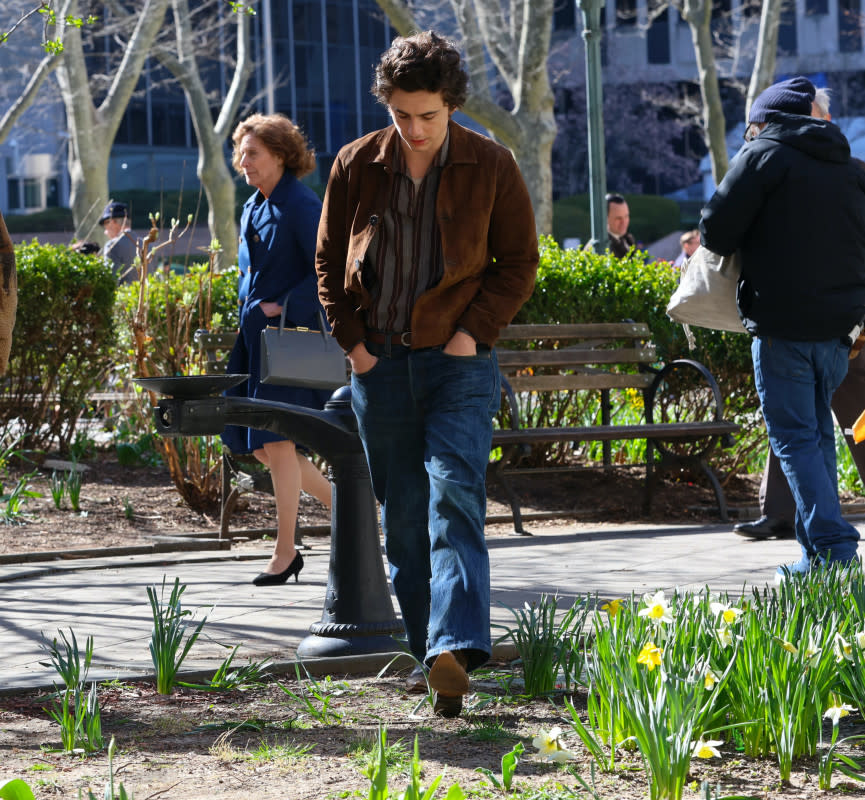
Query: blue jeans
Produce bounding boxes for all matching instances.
[350,344,500,670]
[752,337,859,562]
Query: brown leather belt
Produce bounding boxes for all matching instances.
[366,331,412,346]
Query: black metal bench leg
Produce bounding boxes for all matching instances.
[696,458,730,522]
[488,461,531,536]
[643,439,656,515]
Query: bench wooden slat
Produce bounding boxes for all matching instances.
[493,421,739,445]
[497,346,656,368]
[500,322,651,340]
[197,332,238,348]
[505,374,654,392]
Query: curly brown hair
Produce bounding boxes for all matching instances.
[372,30,468,110]
[231,113,316,178]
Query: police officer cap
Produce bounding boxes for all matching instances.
[98,201,129,225]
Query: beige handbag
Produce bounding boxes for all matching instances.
[666,245,745,347]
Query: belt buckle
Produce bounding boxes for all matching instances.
[399,331,411,346]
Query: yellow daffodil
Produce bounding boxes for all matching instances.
[638,590,673,625]
[710,601,743,627]
[601,598,623,619]
[532,726,576,763]
[704,668,719,690]
[835,633,854,663]
[637,641,663,671]
[824,694,857,725]
[691,737,723,759]
[715,627,733,648]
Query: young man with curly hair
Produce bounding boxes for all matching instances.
[315,30,538,716]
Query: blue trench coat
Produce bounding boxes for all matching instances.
[222,171,330,454]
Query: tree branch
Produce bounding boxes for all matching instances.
[214,4,253,139]
[0,53,60,143]
[98,0,170,134]
[373,0,420,36]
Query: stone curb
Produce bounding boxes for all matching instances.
[0,647,522,697]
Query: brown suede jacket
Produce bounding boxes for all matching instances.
[315,120,539,351]
[0,212,16,374]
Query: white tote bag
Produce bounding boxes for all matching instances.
[666,245,745,339]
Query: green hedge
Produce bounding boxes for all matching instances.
[512,237,762,472]
[4,208,75,233]
[2,243,117,451]
[553,193,682,246]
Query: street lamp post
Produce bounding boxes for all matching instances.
[576,0,608,253]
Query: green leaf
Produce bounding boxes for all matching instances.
[0,779,36,800]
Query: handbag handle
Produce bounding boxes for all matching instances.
[276,294,330,346]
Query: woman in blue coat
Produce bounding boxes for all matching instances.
[223,113,332,586]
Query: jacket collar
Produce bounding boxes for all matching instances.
[244,170,297,209]
[368,119,480,168]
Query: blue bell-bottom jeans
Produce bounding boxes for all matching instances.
[350,344,500,671]
[752,336,859,563]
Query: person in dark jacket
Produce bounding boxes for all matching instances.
[606,193,636,258]
[700,76,865,581]
[222,113,332,587]
[735,88,865,541]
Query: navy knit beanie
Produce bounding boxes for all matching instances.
[749,76,816,123]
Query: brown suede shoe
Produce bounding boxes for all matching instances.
[429,650,469,717]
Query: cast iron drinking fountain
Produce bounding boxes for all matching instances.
[134,374,404,661]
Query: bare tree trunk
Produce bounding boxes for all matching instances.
[680,0,729,184]
[746,0,782,118]
[54,0,170,240]
[154,0,253,270]
[374,0,556,235]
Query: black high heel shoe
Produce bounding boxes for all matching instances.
[252,552,304,586]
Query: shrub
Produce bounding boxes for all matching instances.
[113,258,239,512]
[509,237,763,473]
[113,262,239,382]
[1,242,117,451]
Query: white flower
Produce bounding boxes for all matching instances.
[704,668,719,690]
[803,632,821,667]
[835,633,854,663]
[824,697,857,725]
[638,590,673,625]
[856,630,865,650]
[691,737,723,759]
[715,627,733,648]
[532,727,576,763]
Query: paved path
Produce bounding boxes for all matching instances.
[2,519,858,693]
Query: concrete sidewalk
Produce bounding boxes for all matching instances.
[1,519,855,694]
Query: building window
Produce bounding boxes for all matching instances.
[46,177,59,208]
[616,0,637,27]
[23,178,40,209]
[7,179,19,210]
[805,0,829,13]
[840,0,862,52]
[647,6,670,64]
[554,0,576,31]
[779,2,797,55]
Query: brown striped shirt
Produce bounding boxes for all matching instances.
[364,133,449,334]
